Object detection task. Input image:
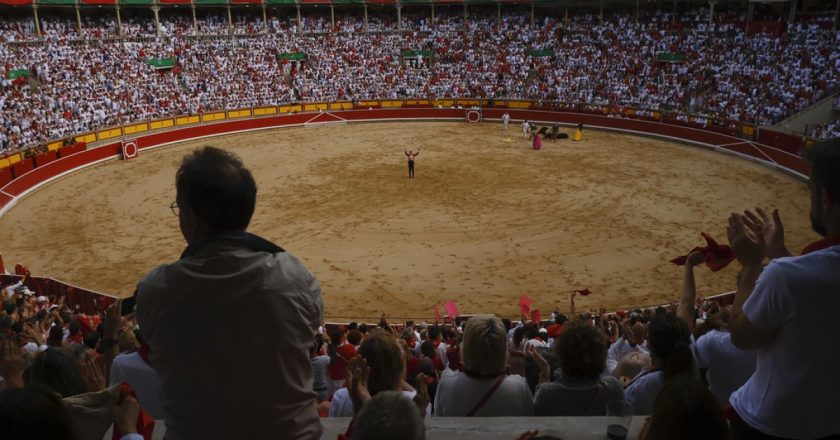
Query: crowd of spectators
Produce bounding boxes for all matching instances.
[1,139,840,439]
[0,7,838,153]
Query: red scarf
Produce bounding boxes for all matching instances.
[111,383,155,440]
[138,342,151,366]
[801,236,840,255]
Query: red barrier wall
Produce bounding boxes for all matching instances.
[0,166,12,187]
[34,150,59,168]
[11,157,34,179]
[757,129,805,155]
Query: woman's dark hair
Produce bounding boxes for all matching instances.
[420,340,436,358]
[25,348,89,397]
[47,326,65,347]
[645,378,730,440]
[555,321,608,381]
[347,329,363,346]
[176,146,257,232]
[512,326,526,348]
[0,384,79,440]
[327,330,343,361]
[647,314,693,380]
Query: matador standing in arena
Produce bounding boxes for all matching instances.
[405,149,420,178]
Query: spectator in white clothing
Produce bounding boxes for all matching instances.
[434,315,534,416]
[109,343,162,419]
[624,313,694,415]
[676,249,757,406]
[726,138,840,439]
[606,320,648,374]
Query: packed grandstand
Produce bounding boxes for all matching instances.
[0,4,838,153]
[1,1,840,439]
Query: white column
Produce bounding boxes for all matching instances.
[708,0,717,26]
[262,4,267,32]
[33,4,41,36]
[227,5,233,34]
[75,4,83,35]
[152,6,161,38]
[116,5,122,36]
[330,5,334,30]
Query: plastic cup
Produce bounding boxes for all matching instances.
[606,400,633,440]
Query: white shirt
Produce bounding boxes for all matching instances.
[606,338,649,374]
[329,388,425,417]
[730,246,840,439]
[109,352,163,420]
[693,329,757,405]
[434,372,534,416]
[623,370,664,415]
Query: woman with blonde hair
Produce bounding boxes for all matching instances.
[433,315,534,416]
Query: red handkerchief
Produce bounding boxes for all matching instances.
[112,383,155,440]
[519,294,533,315]
[443,301,460,318]
[576,289,592,296]
[670,233,735,272]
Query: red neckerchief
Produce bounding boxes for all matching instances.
[801,236,840,255]
[138,343,151,366]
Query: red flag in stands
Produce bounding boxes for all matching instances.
[443,301,460,318]
[670,233,735,271]
[576,289,592,296]
[433,304,441,323]
[112,383,155,440]
[519,294,533,315]
[530,309,542,324]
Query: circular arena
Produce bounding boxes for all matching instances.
[0,118,815,321]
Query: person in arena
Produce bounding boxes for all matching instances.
[136,146,324,439]
[405,149,420,179]
[433,315,534,416]
[725,138,840,439]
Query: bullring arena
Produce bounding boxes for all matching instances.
[0,114,816,322]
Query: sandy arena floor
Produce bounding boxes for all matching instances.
[0,122,817,322]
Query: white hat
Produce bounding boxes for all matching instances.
[36,295,47,303]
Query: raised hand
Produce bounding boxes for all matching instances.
[104,299,123,341]
[525,345,550,384]
[346,355,371,414]
[112,395,140,434]
[686,250,707,267]
[744,208,789,259]
[727,213,766,268]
